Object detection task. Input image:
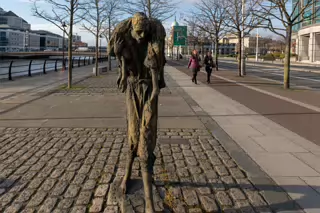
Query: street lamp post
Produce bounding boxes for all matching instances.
[62,22,66,71]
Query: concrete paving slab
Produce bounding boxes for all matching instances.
[0,94,126,119]
[276,130,320,153]
[255,116,288,130]
[211,116,232,125]
[293,153,320,173]
[0,119,47,127]
[0,94,39,104]
[0,93,13,99]
[158,117,205,129]
[0,103,19,112]
[273,177,320,213]
[227,115,267,125]
[250,123,284,136]
[300,177,320,194]
[250,136,307,153]
[158,95,195,116]
[250,153,319,177]
[218,124,264,138]
[232,136,267,154]
[312,152,320,157]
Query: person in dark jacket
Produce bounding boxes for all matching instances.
[188,50,201,84]
[204,51,215,83]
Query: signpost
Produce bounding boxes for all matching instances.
[173,26,187,60]
[173,26,187,46]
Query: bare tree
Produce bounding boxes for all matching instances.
[223,0,265,76]
[191,0,229,71]
[81,0,109,76]
[256,0,319,89]
[122,0,179,20]
[33,0,85,88]
[184,16,199,52]
[101,0,122,71]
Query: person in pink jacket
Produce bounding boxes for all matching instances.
[188,50,201,84]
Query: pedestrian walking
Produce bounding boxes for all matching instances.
[204,51,215,83]
[188,50,201,84]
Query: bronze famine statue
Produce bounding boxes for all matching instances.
[108,12,166,213]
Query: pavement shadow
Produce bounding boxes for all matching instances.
[0,178,23,196]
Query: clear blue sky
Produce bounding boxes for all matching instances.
[1,0,278,45]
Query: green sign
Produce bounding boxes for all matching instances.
[173,26,187,46]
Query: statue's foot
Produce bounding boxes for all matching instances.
[120,178,129,194]
[145,204,155,213]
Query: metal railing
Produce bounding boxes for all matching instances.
[0,56,108,81]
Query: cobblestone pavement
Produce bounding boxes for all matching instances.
[0,127,273,213]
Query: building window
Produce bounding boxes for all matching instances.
[316,0,320,23]
[302,0,314,27]
[0,17,7,25]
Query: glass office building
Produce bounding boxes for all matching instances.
[292,0,320,63]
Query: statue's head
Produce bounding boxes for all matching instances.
[131,12,149,43]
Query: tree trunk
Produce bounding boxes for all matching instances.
[67,2,74,89]
[201,42,204,59]
[147,0,151,18]
[95,34,99,76]
[108,18,112,71]
[284,26,292,89]
[95,0,100,76]
[215,36,219,71]
[171,46,174,59]
[237,33,241,77]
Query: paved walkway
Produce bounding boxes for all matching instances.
[167,61,320,213]
[0,62,113,115]
[0,67,293,212]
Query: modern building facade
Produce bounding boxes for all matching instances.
[72,34,81,42]
[220,34,269,55]
[0,7,69,52]
[292,0,320,63]
[33,30,65,51]
[0,7,39,51]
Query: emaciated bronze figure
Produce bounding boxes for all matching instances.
[108,12,166,213]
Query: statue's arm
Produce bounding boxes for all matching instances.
[149,20,166,89]
[119,56,128,93]
[144,43,160,102]
[159,39,166,89]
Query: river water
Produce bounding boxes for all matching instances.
[0,56,93,80]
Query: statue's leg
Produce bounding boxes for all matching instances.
[138,92,158,213]
[121,82,139,194]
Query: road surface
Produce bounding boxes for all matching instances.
[219,59,320,90]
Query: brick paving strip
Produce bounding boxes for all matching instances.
[0,69,301,212]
